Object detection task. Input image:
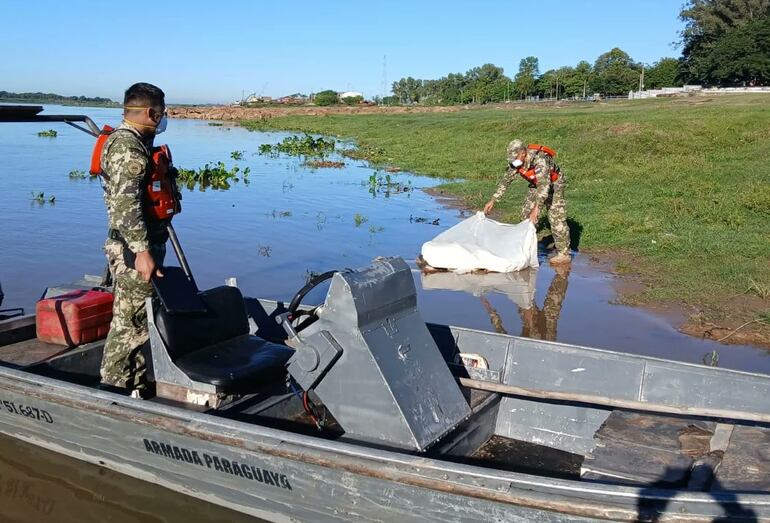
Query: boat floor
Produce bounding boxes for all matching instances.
[583,410,770,492]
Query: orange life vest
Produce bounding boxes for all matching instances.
[90,125,180,222]
[516,144,560,185]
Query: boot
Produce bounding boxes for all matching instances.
[548,253,572,266]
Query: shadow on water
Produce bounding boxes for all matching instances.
[636,469,758,522]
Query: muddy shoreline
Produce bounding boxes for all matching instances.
[424,187,770,350]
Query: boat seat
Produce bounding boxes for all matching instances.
[151,285,293,396]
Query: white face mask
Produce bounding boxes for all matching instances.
[510,158,524,168]
[155,115,168,135]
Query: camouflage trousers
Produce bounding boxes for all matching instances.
[520,181,571,256]
[100,239,166,390]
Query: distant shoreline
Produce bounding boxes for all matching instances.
[0,99,121,108]
[0,92,120,108]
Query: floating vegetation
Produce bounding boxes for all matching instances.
[259,134,335,158]
[230,150,245,161]
[68,169,88,179]
[303,160,346,169]
[31,191,55,204]
[354,213,368,227]
[37,129,57,138]
[368,225,385,234]
[257,244,272,257]
[410,215,440,226]
[207,122,224,126]
[282,180,295,192]
[269,209,292,218]
[366,173,413,197]
[176,162,250,191]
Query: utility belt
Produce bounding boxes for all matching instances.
[108,227,168,246]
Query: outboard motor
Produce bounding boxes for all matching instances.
[280,257,471,452]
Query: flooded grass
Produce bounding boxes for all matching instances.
[303,160,345,169]
[68,169,87,179]
[242,95,770,336]
[230,150,245,161]
[36,129,57,138]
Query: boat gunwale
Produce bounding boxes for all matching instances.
[0,361,767,522]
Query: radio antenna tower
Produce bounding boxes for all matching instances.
[381,55,388,103]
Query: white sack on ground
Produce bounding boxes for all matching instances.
[421,212,538,273]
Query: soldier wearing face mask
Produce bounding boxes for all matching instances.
[483,139,571,266]
[94,82,180,396]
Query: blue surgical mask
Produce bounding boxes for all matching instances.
[155,115,168,135]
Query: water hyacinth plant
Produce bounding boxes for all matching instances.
[176,163,250,191]
[259,134,336,158]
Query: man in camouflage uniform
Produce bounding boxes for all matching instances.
[101,83,170,395]
[518,265,571,341]
[483,139,571,265]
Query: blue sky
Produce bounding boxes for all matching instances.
[1,1,684,104]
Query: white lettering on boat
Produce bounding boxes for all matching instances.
[142,438,292,490]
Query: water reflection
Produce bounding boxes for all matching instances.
[519,265,570,342]
[421,265,571,342]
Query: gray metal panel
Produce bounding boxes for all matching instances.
[495,397,610,455]
[504,339,645,400]
[641,362,770,414]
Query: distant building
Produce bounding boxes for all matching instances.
[339,91,364,100]
[244,95,273,104]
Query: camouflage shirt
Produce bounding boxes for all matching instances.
[491,149,561,207]
[101,122,168,253]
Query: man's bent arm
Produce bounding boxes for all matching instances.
[491,168,516,202]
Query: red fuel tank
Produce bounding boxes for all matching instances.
[36,290,114,346]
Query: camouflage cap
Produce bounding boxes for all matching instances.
[506,139,526,161]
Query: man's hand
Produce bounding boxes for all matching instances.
[135,250,163,282]
[529,206,539,223]
[483,200,495,215]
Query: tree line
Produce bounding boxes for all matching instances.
[390,0,769,104]
[0,91,119,106]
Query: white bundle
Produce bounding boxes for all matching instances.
[421,212,538,273]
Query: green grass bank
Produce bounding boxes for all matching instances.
[242,96,770,339]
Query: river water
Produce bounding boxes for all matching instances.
[0,105,768,521]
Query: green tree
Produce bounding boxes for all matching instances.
[591,48,640,95]
[679,0,770,83]
[645,58,683,88]
[314,90,338,106]
[702,16,770,84]
[513,56,540,98]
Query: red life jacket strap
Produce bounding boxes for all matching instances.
[89,125,115,176]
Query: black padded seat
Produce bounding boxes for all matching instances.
[154,285,293,393]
